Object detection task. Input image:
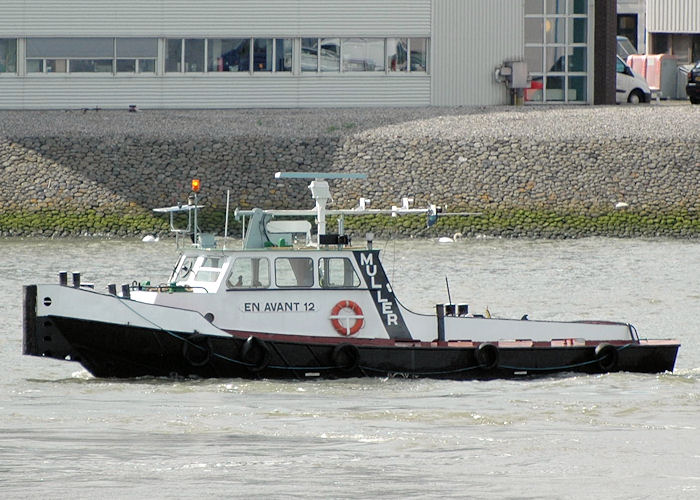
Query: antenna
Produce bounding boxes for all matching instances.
[445,276,452,305]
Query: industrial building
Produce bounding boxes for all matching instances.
[1,0,622,109]
[618,0,700,63]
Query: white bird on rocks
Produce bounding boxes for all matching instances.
[142,235,159,243]
[614,202,629,209]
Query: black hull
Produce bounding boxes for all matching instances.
[26,313,680,380]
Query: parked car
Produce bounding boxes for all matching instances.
[687,61,700,104]
[616,55,651,104]
[616,35,637,60]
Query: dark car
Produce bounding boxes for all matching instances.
[687,61,700,104]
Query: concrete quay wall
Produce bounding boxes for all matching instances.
[0,106,698,238]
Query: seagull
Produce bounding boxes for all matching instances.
[142,235,159,243]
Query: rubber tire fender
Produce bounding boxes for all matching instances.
[241,336,271,372]
[331,343,360,372]
[595,343,619,371]
[182,333,213,367]
[475,343,499,369]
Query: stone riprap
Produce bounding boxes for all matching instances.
[0,105,698,238]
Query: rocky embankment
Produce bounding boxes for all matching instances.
[0,105,698,238]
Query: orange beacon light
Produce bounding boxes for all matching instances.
[191,179,201,192]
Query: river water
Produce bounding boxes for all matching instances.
[1,237,698,499]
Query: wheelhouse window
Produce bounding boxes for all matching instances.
[227,257,270,288]
[194,256,224,283]
[524,0,589,103]
[173,256,196,282]
[319,258,360,288]
[0,39,17,73]
[275,257,313,288]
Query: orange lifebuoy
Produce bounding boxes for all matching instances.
[330,300,364,336]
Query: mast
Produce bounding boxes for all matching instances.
[274,172,367,240]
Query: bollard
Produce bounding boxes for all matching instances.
[436,304,445,342]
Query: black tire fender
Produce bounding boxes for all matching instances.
[182,333,213,367]
[595,343,619,371]
[241,336,271,372]
[331,343,360,372]
[475,343,499,369]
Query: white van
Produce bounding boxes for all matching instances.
[616,55,651,104]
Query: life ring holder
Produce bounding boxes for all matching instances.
[595,343,619,371]
[475,343,499,369]
[330,300,364,336]
[182,332,213,367]
[240,336,271,372]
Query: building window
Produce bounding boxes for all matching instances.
[166,38,205,73]
[301,37,341,72]
[0,39,17,73]
[165,39,182,72]
[321,38,340,72]
[21,36,430,78]
[524,0,589,103]
[301,38,318,72]
[302,37,428,74]
[208,38,250,72]
[70,59,112,73]
[116,38,157,73]
[253,38,273,71]
[410,38,428,72]
[25,37,155,74]
[387,38,408,71]
[26,38,115,73]
[275,39,292,72]
[185,39,205,72]
[342,38,385,72]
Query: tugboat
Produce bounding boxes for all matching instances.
[23,173,680,379]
